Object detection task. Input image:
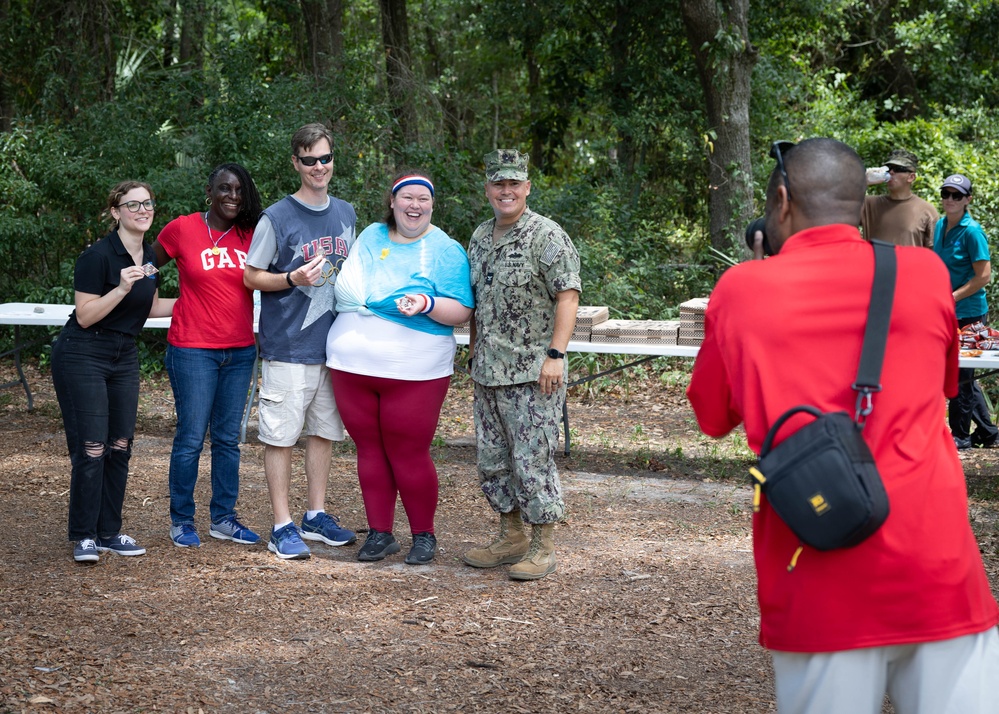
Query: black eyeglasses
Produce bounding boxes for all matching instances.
[886,164,913,174]
[769,140,796,200]
[295,152,333,166]
[116,199,156,212]
[941,189,968,200]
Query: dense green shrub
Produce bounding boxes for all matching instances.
[6,0,999,378]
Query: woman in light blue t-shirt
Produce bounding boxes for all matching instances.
[326,170,474,564]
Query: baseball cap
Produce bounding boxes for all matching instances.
[484,149,529,182]
[882,149,918,172]
[941,174,973,195]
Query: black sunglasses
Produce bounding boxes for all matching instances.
[941,189,968,200]
[886,164,913,174]
[295,152,333,166]
[769,140,796,200]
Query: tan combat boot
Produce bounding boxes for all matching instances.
[508,523,556,581]
[463,511,529,568]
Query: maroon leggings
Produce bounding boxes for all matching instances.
[331,369,450,534]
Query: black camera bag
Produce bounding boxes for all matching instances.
[748,240,895,552]
[752,406,889,550]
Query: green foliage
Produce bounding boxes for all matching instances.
[7,0,999,374]
[527,167,717,316]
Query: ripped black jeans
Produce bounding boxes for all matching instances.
[52,323,140,541]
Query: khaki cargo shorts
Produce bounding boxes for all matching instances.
[257,360,344,447]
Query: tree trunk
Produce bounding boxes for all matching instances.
[0,80,11,133]
[160,4,176,68]
[72,0,116,105]
[0,0,12,131]
[379,0,418,153]
[681,0,757,252]
[300,0,344,77]
[526,44,544,171]
[179,0,205,70]
[608,0,636,176]
[423,24,465,144]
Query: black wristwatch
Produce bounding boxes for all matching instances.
[546,347,565,359]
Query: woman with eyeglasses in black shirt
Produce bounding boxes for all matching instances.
[52,180,175,563]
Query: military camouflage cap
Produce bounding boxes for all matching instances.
[484,149,529,182]
[883,149,919,172]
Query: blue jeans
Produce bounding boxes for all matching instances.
[51,323,140,541]
[165,344,257,525]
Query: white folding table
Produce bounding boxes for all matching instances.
[5,302,999,453]
[0,303,171,410]
[454,333,999,455]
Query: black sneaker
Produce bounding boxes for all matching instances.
[357,529,401,562]
[405,532,437,565]
[955,436,973,451]
[971,432,999,449]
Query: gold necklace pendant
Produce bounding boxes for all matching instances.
[205,212,234,256]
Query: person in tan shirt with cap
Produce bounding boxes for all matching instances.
[862,149,938,247]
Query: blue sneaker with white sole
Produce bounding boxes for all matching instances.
[96,533,146,556]
[268,523,311,560]
[300,512,357,546]
[74,538,100,563]
[210,516,260,545]
[170,523,201,548]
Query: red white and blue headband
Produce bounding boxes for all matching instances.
[392,175,435,197]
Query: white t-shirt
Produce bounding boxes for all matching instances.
[326,311,457,380]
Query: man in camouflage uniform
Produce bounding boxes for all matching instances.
[463,149,581,580]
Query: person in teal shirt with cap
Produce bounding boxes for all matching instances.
[933,172,998,449]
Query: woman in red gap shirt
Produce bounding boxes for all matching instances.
[153,163,263,550]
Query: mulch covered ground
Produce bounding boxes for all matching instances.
[2,360,998,713]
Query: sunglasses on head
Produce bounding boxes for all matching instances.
[941,189,968,200]
[886,164,913,174]
[769,140,796,200]
[295,152,333,166]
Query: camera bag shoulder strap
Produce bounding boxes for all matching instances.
[852,239,897,424]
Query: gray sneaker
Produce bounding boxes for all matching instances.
[170,523,201,548]
[210,515,261,545]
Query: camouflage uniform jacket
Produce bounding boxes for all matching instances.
[468,208,581,387]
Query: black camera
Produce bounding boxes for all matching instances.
[744,216,773,257]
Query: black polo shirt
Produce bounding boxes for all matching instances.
[67,230,159,336]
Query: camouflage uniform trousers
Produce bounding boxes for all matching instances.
[472,380,566,524]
